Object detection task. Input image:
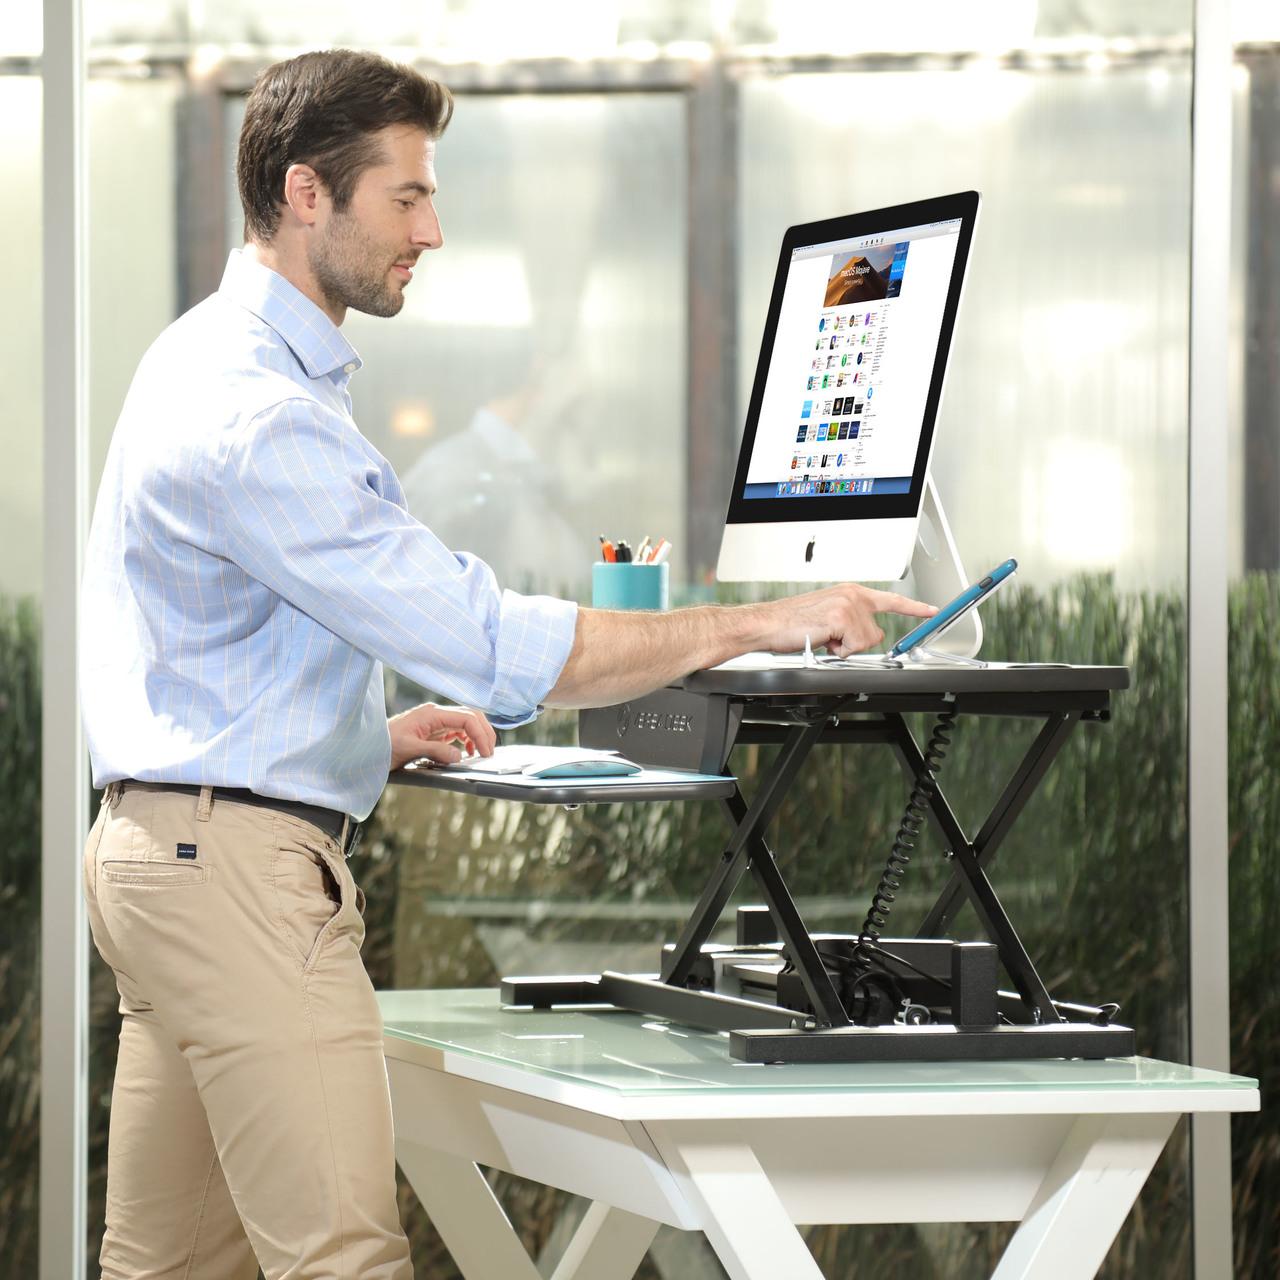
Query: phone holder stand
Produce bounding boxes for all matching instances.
[900,472,982,660]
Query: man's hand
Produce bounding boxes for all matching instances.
[545,584,937,709]
[387,703,497,771]
[753,582,935,658]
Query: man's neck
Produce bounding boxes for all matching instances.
[241,240,346,326]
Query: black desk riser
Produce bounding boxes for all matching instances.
[395,661,1134,1065]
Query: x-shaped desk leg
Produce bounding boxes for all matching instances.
[918,710,1083,937]
[658,714,850,1028]
[396,1144,659,1280]
[885,710,1084,1023]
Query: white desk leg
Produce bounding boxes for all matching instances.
[395,1140,541,1280]
[992,1113,1178,1280]
[548,1201,661,1280]
[644,1121,824,1280]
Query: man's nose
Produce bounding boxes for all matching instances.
[413,203,443,251]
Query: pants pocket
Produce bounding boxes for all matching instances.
[271,841,342,970]
[101,860,208,888]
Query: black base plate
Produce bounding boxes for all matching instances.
[500,974,1134,1063]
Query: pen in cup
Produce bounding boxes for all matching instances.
[600,535,671,565]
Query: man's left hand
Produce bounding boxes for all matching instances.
[388,703,497,771]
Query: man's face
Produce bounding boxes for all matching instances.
[310,124,442,319]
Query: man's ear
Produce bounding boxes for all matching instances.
[281,162,326,228]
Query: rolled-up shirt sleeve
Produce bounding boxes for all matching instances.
[221,397,578,724]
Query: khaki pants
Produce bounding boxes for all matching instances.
[83,784,412,1280]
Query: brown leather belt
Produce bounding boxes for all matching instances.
[120,780,361,855]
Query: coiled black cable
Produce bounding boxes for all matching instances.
[854,707,958,965]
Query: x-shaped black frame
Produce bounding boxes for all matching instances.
[656,698,1087,1029]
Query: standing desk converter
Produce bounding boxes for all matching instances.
[411,659,1137,1063]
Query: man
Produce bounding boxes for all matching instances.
[80,49,933,1280]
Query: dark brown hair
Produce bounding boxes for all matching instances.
[237,49,453,244]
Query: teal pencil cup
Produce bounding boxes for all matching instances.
[592,562,669,611]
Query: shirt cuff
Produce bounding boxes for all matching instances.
[487,591,579,728]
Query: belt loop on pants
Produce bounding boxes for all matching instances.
[196,786,214,822]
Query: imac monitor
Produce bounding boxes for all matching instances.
[717,191,980,582]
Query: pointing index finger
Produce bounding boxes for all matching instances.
[860,589,938,618]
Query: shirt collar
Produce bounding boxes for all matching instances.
[218,249,363,381]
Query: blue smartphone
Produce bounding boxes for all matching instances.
[888,558,1018,658]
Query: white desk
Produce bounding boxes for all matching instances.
[380,990,1259,1280]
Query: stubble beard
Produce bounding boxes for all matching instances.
[311,208,409,319]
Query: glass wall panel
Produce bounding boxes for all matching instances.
[731,55,1192,1280]
[0,33,42,1280]
[83,67,181,1270]
[739,66,1191,590]
[1229,30,1280,1280]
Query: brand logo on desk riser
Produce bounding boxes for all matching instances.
[616,703,695,738]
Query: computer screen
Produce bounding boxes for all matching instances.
[718,190,979,582]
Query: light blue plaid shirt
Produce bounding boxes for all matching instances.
[81,251,578,820]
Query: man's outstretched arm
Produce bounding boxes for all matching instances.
[543,583,935,709]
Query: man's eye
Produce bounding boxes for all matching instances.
[398,199,415,209]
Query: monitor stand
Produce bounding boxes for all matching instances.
[900,472,982,660]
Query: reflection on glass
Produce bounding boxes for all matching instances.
[375,93,687,599]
